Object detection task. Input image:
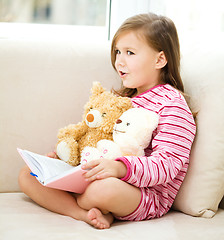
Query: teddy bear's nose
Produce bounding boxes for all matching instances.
[116,119,122,124]
[86,113,94,122]
[85,109,102,128]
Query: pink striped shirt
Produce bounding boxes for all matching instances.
[116,84,196,219]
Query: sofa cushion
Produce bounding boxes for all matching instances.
[173,33,224,217]
[1,193,224,240]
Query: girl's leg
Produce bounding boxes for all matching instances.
[19,166,141,229]
[76,177,142,228]
[18,166,91,224]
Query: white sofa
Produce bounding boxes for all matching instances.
[0,25,224,239]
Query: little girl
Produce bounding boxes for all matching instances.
[19,13,196,229]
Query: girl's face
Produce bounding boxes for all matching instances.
[114,31,163,95]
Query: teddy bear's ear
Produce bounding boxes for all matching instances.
[117,96,133,111]
[144,110,159,131]
[91,82,105,97]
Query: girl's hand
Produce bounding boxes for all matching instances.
[46,151,58,159]
[82,158,127,182]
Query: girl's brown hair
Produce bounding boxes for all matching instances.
[111,12,184,97]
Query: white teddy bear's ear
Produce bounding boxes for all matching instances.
[144,110,159,131]
[133,108,159,146]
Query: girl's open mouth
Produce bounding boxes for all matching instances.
[119,71,127,78]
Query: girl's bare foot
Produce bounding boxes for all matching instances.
[87,208,114,229]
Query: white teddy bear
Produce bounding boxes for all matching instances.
[81,108,159,164]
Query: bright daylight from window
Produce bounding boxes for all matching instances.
[0,0,110,40]
[0,0,223,40]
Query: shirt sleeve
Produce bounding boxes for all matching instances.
[115,96,196,188]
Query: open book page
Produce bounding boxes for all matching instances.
[17,148,89,193]
[17,148,74,183]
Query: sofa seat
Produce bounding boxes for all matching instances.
[1,193,224,240]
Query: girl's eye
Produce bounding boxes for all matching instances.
[127,51,134,55]
[102,113,106,117]
[115,49,121,55]
[126,122,130,126]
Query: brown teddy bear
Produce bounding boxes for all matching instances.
[56,82,132,166]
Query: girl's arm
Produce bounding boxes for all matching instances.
[116,97,196,188]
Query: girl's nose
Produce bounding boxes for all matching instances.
[116,54,125,67]
[118,61,125,67]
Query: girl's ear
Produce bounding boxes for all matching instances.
[155,51,167,69]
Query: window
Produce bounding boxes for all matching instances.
[0,0,111,40]
[0,0,108,26]
[0,0,223,41]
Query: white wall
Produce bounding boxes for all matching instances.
[109,0,150,39]
[109,0,224,40]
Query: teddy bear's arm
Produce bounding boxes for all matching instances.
[57,121,88,140]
